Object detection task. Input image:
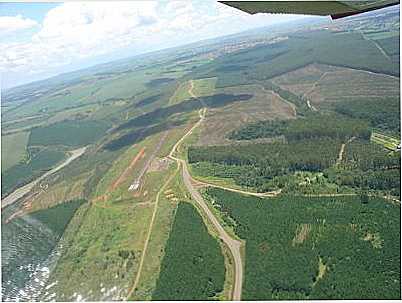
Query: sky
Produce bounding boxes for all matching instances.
[0,1,309,89]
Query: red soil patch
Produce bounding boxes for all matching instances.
[110,147,146,191]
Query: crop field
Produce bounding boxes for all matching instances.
[2,61,185,122]
[191,77,217,97]
[152,202,225,300]
[1,131,29,172]
[169,81,192,105]
[28,120,111,147]
[2,116,47,133]
[364,30,399,40]
[3,82,104,120]
[169,77,217,105]
[375,35,400,56]
[204,188,400,300]
[371,131,400,150]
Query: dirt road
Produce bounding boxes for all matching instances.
[126,151,179,299]
[128,84,244,300]
[337,137,356,164]
[194,178,281,198]
[188,80,196,98]
[1,147,87,209]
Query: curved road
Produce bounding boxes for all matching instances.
[168,108,243,301]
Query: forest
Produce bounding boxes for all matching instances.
[228,115,371,141]
[203,188,400,300]
[152,202,225,300]
[334,97,400,133]
[325,140,401,196]
[189,139,342,191]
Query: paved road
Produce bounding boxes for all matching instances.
[168,108,243,300]
[179,158,243,300]
[1,147,87,209]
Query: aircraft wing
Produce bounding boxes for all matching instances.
[218,1,400,19]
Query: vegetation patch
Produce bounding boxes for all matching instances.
[1,131,30,172]
[146,78,175,88]
[189,139,342,192]
[325,139,401,197]
[229,115,371,141]
[334,97,400,133]
[1,148,65,197]
[29,120,110,147]
[136,94,162,107]
[204,188,400,300]
[153,202,225,300]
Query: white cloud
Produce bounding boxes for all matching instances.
[0,14,37,35]
[1,1,305,87]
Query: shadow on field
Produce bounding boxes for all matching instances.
[104,93,253,151]
[117,93,253,131]
[104,119,185,151]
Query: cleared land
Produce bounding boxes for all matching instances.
[196,84,295,146]
[272,63,400,107]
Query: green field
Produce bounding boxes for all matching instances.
[1,131,30,172]
[204,188,400,300]
[45,199,154,300]
[1,148,65,197]
[191,77,217,97]
[29,120,110,147]
[152,202,225,300]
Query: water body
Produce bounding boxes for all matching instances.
[1,200,84,301]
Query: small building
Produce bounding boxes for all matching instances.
[129,181,140,191]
